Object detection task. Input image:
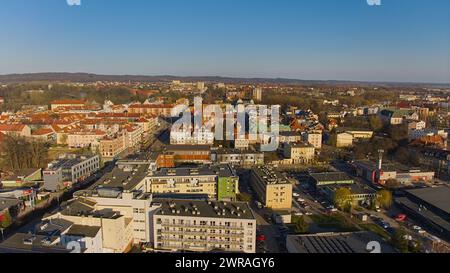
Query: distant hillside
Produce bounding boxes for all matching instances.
[0,72,449,88]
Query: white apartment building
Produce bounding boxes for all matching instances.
[304,132,323,149]
[151,199,257,253]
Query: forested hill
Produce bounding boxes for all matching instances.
[1,73,449,88]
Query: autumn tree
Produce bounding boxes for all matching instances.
[377,190,393,209]
[334,188,354,212]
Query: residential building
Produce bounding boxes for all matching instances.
[252,88,262,101]
[67,130,106,149]
[333,132,354,148]
[145,166,218,199]
[303,132,322,149]
[128,104,174,117]
[283,143,315,164]
[250,166,292,210]
[211,149,265,166]
[50,100,86,111]
[278,131,302,144]
[0,124,31,137]
[99,134,127,159]
[152,199,257,253]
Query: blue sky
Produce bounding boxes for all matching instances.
[0,0,449,83]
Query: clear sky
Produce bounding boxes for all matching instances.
[0,0,449,83]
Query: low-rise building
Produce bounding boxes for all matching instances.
[0,124,31,138]
[43,154,100,192]
[333,132,354,148]
[395,187,450,242]
[50,100,86,111]
[309,172,354,188]
[31,128,57,143]
[354,160,435,186]
[0,169,42,188]
[283,142,315,164]
[166,145,212,165]
[211,149,264,166]
[44,198,133,253]
[286,232,395,253]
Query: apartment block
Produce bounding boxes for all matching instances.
[152,199,256,253]
[250,166,292,210]
[145,167,218,199]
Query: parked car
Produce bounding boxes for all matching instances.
[395,214,407,222]
[293,192,300,198]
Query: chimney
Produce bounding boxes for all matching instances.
[378,149,384,171]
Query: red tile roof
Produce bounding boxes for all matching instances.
[32,128,55,136]
[51,99,86,105]
[0,124,26,132]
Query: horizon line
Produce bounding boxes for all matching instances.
[1,71,450,86]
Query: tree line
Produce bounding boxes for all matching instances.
[0,135,49,171]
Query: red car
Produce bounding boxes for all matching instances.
[257,235,266,242]
[395,214,407,222]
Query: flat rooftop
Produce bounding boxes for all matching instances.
[167,145,211,152]
[59,198,121,219]
[150,166,216,178]
[214,148,262,155]
[396,196,450,234]
[90,163,149,191]
[47,155,97,170]
[405,186,450,215]
[66,225,101,238]
[154,198,255,220]
[0,233,71,253]
[0,197,21,211]
[310,172,353,183]
[252,166,290,185]
[324,183,376,195]
[355,160,421,173]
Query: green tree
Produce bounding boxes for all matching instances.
[391,228,410,253]
[334,188,354,212]
[377,190,393,209]
[292,216,309,234]
[369,116,384,132]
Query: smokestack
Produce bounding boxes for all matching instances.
[378,149,384,171]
